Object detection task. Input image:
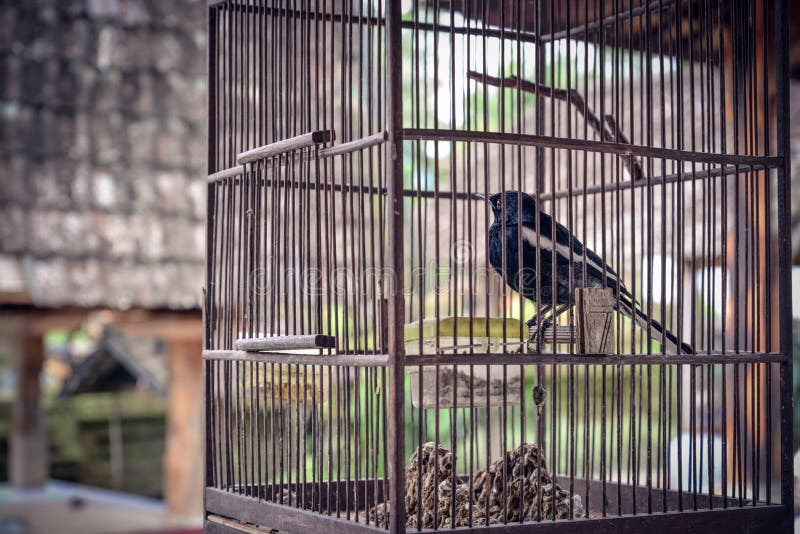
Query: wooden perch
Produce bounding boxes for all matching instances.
[237,130,334,165]
[209,131,385,183]
[603,114,632,145]
[467,71,645,181]
[528,324,575,345]
[235,334,336,352]
[318,130,387,158]
[207,164,246,183]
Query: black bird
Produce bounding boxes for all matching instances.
[478,190,693,354]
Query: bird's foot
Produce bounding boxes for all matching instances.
[527,316,539,342]
[528,317,553,343]
[526,315,550,327]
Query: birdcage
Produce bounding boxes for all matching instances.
[203,1,793,533]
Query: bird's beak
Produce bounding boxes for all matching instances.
[473,192,488,202]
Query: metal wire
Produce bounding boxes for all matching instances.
[203,1,791,532]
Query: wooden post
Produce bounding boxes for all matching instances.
[8,323,48,488]
[165,337,204,517]
[109,394,125,491]
[575,288,615,354]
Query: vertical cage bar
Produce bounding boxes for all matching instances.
[385,1,405,532]
[205,3,219,508]
[774,0,793,519]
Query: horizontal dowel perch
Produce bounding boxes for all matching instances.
[529,324,575,344]
[235,334,336,352]
[209,131,386,182]
[318,130,387,158]
[207,165,246,182]
[237,129,334,165]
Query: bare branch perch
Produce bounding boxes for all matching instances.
[467,71,645,181]
[602,114,645,181]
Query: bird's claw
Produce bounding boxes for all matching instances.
[528,317,553,344]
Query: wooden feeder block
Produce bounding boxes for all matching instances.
[575,288,615,354]
[528,288,616,355]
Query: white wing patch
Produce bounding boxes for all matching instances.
[520,226,619,286]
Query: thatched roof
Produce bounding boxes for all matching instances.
[60,326,167,397]
[0,0,206,310]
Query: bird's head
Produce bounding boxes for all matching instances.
[475,190,537,224]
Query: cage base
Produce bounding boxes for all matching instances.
[205,476,777,534]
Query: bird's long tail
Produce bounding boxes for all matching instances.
[616,293,693,355]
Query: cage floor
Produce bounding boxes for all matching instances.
[209,476,752,518]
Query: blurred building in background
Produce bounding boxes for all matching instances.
[0,0,207,526]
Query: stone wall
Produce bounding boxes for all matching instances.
[0,0,206,309]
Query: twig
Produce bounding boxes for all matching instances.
[467,71,645,181]
[603,114,644,181]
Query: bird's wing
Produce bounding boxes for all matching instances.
[531,212,690,354]
[511,225,540,298]
[541,215,638,304]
